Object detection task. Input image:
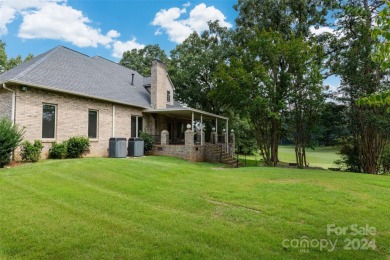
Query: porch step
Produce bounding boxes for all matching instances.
[205,143,239,168]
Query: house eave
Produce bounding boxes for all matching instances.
[143,107,228,120]
[5,80,150,109]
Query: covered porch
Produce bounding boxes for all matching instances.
[143,107,230,146]
[143,108,236,165]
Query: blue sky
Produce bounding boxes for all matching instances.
[0,0,237,60]
[0,0,338,88]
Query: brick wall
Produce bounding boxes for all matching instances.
[152,144,204,162]
[114,104,142,138]
[12,85,145,158]
[0,87,12,120]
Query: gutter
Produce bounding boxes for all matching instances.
[8,80,150,110]
[143,107,228,120]
[2,83,15,124]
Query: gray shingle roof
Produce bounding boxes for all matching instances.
[0,46,168,108]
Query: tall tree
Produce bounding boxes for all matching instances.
[286,37,325,168]
[169,22,232,114]
[214,0,331,166]
[318,102,348,146]
[372,1,390,70]
[0,41,33,73]
[330,0,389,173]
[0,41,7,73]
[119,44,169,76]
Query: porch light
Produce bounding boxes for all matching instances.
[212,127,215,131]
[187,124,191,129]
[231,129,234,133]
[223,129,226,132]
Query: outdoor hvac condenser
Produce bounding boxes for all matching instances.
[128,138,144,157]
[109,138,127,158]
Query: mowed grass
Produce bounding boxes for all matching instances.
[239,146,340,169]
[0,156,389,259]
[279,146,341,169]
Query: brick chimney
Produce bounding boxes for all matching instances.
[151,59,167,109]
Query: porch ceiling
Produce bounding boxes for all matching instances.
[143,108,227,120]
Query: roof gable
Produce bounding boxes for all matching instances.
[0,46,156,108]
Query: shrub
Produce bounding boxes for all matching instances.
[335,137,362,172]
[140,132,154,153]
[0,118,24,168]
[66,136,90,158]
[49,141,68,159]
[20,140,44,162]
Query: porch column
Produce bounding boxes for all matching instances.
[215,118,218,136]
[191,112,194,132]
[230,129,235,156]
[161,130,169,145]
[225,119,229,148]
[185,124,194,146]
[211,128,217,144]
[200,114,204,145]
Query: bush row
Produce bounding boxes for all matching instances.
[49,136,90,159]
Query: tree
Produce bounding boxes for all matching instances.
[0,40,33,73]
[0,41,7,73]
[372,1,390,70]
[169,22,233,114]
[286,37,325,168]
[119,44,169,76]
[330,0,389,174]
[214,0,331,166]
[318,102,348,146]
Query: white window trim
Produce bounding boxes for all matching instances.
[42,103,57,140]
[131,115,143,138]
[88,109,99,140]
[167,90,171,103]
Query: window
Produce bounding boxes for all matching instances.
[131,116,137,137]
[42,104,56,139]
[131,115,143,137]
[167,90,171,102]
[138,117,143,137]
[88,110,98,139]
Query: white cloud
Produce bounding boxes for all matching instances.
[152,3,232,43]
[310,26,335,36]
[0,4,15,34]
[111,39,145,58]
[0,0,64,35]
[107,30,120,38]
[18,3,119,48]
[0,0,145,58]
[326,84,339,92]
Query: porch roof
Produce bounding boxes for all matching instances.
[143,107,228,120]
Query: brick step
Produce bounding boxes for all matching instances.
[223,160,238,165]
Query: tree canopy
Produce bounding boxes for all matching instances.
[372,1,390,70]
[0,40,33,73]
[119,44,169,76]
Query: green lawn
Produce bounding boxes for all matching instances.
[239,146,341,169]
[0,156,389,259]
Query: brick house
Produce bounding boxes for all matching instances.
[0,46,236,164]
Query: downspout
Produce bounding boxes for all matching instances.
[2,83,15,124]
[112,105,116,137]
